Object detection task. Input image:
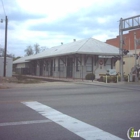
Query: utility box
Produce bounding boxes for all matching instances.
[0,57,13,77]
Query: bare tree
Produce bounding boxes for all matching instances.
[0,47,4,56]
[24,45,34,56]
[40,46,48,52]
[0,47,15,58]
[34,43,40,54]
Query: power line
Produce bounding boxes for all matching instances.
[0,0,6,16]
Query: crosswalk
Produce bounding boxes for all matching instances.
[22,101,124,140]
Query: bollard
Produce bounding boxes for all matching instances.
[117,74,118,83]
[128,74,130,82]
[106,74,107,83]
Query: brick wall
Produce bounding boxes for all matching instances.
[106,29,140,50]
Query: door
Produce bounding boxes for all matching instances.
[67,58,73,78]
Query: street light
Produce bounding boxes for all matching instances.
[1,16,8,77]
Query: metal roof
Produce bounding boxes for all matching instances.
[13,55,33,64]
[13,38,120,63]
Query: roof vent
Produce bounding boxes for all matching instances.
[61,42,63,45]
[73,39,76,42]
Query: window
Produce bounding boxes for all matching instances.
[86,57,92,72]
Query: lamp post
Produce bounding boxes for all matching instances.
[1,16,8,77]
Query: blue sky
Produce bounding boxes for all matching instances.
[0,0,140,56]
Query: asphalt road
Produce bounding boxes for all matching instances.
[0,82,140,140]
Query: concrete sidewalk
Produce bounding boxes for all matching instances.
[19,75,130,86]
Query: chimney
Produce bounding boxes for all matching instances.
[73,39,76,42]
[61,42,63,45]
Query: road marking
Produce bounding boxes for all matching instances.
[22,101,124,140]
[0,120,52,127]
[0,100,34,104]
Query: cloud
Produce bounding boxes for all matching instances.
[8,11,46,22]
[0,0,140,57]
[28,0,140,34]
[28,9,118,39]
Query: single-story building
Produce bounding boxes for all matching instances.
[13,38,120,79]
[13,55,34,75]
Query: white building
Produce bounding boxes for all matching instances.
[13,38,120,79]
[0,57,13,77]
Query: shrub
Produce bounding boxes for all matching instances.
[100,75,120,83]
[112,76,117,83]
[100,76,111,83]
[124,75,128,82]
[118,75,121,81]
[107,76,112,83]
[85,73,95,80]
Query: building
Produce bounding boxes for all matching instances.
[13,38,120,79]
[106,29,140,51]
[0,57,13,77]
[13,55,33,75]
[106,29,140,75]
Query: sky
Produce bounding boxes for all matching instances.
[0,0,140,57]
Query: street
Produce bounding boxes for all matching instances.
[0,82,140,140]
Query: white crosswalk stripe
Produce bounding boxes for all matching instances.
[22,101,124,140]
[0,120,52,127]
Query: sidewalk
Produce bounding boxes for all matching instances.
[20,75,129,86]
[1,75,139,89]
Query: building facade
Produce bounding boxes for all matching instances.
[27,55,117,79]
[106,29,140,51]
[13,38,120,79]
[106,29,140,75]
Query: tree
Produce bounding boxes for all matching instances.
[13,56,21,61]
[0,47,4,56]
[24,43,46,56]
[0,47,15,58]
[34,43,40,54]
[24,45,34,56]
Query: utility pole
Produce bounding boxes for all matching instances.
[119,18,124,81]
[3,16,8,77]
[119,15,140,82]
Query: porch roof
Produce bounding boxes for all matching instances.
[13,55,34,64]
[27,38,119,61]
